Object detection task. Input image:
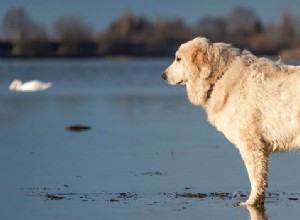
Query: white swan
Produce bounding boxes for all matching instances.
[9,79,52,92]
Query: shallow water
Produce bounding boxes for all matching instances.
[1,58,300,219]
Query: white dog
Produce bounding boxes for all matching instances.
[162,37,300,206]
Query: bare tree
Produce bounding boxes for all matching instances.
[2,7,31,40]
[1,7,47,41]
[53,15,93,42]
[101,12,152,43]
[277,10,296,46]
[227,6,262,35]
[53,15,95,56]
[194,16,228,42]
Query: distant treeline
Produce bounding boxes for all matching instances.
[0,6,299,58]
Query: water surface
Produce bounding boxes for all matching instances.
[1,58,300,219]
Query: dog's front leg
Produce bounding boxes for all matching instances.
[238,140,269,207]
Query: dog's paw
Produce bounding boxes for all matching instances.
[233,200,264,207]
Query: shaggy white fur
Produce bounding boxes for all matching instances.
[162,37,300,207]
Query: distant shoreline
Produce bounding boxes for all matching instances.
[1,41,299,60]
[0,41,176,59]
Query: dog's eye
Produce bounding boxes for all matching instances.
[176,56,181,62]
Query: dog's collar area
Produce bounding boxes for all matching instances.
[206,72,225,100]
[176,80,184,85]
[206,54,240,101]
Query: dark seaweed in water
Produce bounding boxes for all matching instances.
[176,192,208,199]
[28,187,293,203]
[141,171,167,176]
[108,192,141,202]
[175,192,238,200]
[65,125,91,132]
[45,194,65,200]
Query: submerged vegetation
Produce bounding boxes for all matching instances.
[0,6,300,58]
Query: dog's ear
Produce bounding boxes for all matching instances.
[189,45,212,80]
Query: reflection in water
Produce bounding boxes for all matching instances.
[0,95,44,127]
[246,205,267,220]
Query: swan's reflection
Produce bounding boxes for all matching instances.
[246,205,267,220]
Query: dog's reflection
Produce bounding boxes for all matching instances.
[246,205,267,220]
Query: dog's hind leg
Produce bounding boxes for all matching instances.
[238,139,269,207]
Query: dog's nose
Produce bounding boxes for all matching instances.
[162,72,167,80]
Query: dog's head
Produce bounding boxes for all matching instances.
[162,37,241,106]
[162,37,213,86]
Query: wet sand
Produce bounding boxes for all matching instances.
[21,185,300,220]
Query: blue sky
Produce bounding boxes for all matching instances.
[0,0,299,32]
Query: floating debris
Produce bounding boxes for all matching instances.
[184,187,193,190]
[108,198,120,202]
[65,125,91,132]
[141,171,167,176]
[45,194,65,200]
[176,192,208,199]
[176,192,238,200]
[107,193,141,203]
